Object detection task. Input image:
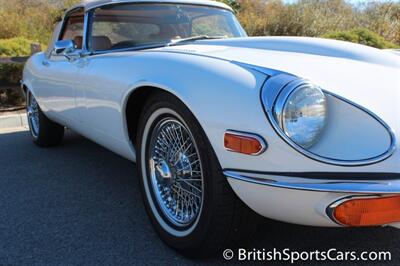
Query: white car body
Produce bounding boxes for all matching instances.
[22,0,400,230]
[387,49,400,56]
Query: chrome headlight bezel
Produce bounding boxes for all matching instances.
[273,81,327,149]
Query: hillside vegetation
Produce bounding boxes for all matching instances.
[0,0,398,56]
[0,0,79,47]
[0,37,38,57]
[226,0,399,48]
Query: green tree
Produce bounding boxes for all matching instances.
[0,37,35,57]
[322,28,399,49]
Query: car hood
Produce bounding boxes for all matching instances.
[387,49,400,56]
[158,36,400,131]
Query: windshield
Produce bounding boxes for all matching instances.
[88,3,246,52]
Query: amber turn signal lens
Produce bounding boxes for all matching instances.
[224,132,264,155]
[333,196,400,227]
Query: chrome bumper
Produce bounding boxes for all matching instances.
[224,170,400,194]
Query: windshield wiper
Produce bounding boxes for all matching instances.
[167,35,226,46]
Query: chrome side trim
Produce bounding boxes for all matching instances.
[261,76,397,166]
[224,130,268,156]
[224,170,400,194]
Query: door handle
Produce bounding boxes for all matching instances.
[42,60,50,67]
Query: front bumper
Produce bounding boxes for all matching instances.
[224,170,400,227]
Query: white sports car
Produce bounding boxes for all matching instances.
[22,0,400,257]
[388,49,400,56]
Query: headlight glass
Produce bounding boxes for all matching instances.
[279,84,327,149]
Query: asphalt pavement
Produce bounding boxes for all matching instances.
[0,129,399,265]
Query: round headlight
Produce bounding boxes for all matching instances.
[276,83,327,149]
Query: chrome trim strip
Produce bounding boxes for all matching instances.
[224,130,267,156]
[82,10,89,52]
[261,76,397,166]
[83,1,234,13]
[224,170,400,194]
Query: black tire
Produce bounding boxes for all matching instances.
[27,91,64,147]
[136,91,260,258]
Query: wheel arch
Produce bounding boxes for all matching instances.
[124,85,191,149]
[21,83,33,105]
[21,81,36,99]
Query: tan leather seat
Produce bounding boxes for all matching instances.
[92,36,112,51]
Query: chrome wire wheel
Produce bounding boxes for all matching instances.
[138,95,261,255]
[147,117,204,228]
[27,92,40,138]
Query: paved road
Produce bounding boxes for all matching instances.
[0,129,399,265]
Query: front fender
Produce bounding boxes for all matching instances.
[117,52,268,166]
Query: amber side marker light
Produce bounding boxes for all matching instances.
[333,196,400,227]
[224,131,266,155]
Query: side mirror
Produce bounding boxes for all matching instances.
[53,40,76,58]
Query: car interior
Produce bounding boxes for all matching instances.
[59,4,237,53]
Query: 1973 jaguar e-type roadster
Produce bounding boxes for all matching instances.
[22,0,400,256]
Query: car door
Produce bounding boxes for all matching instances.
[76,5,161,139]
[38,8,85,124]
[69,4,166,159]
